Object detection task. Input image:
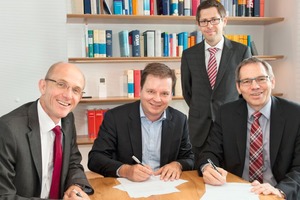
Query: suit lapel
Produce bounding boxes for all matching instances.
[196,42,212,89]
[27,101,43,185]
[128,102,143,159]
[160,108,174,165]
[269,97,285,167]
[214,37,233,90]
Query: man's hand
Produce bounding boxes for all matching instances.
[202,165,227,186]
[63,185,90,200]
[251,180,285,198]
[119,164,153,182]
[154,161,182,181]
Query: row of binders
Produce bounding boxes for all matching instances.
[70,0,264,17]
[87,109,109,139]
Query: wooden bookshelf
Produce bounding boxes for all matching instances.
[69,55,284,63]
[67,14,284,26]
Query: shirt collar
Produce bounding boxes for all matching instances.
[37,100,62,133]
[205,36,224,51]
[247,97,272,120]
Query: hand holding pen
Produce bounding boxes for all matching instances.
[202,158,227,185]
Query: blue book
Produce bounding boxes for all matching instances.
[88,30,94,57]
[118,30,130,57]
[129,30,140,57]
[143,0,150,15]
[106,30,113,57]
[162,0,169,15]
[170,0,178,16]
[161,32,169,57]
[190,30,203,44]
[84,0,91,14]
[180,31,188,50]
[128,0,133,15]
[113,0,123,15]
[178,0,184,16]
[253,0,260,17]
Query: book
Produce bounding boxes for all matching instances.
[184,0,191,16]
[143,30,155,57]
[71,0,84,14]
[177,32,183,57]
[161,32,169,57]
[253,0,260,17]
[132,0,138,15]
[174,69,182,96]
[93,29,100,57]
[106,30,113,57]
[156,0,163,15]
[123,0,129,14]
[260,0,264,17]
[91,0,98,14]
[190,30,203,44]
[84,0,92,14]
[127,69,134,98]
[134,69,141,97]
[129,30,141,57]
[143,0,150,15]
[233,0,238,16]
[237,0,246,16]
[169,33,177,57]
[88,30,94,57]
[178,0,184,16]
[99,30,106,57]
[95,109,104,136]
[87,109,96,139]
[140,35,144,57]
[113,0,123,15]
[155,30,162,57]
[119,30,130,57]
[170,0,179,16]
[191,0,200,16]
[246,0,254,17]
[150,0,154,15]
[103,0,112,14]
[250,40,259,55]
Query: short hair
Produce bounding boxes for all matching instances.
[235,57,275,81]
[196,0,226,24]
[141,62,176,90]
[45,62,64,79]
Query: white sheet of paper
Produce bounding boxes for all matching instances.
[200,183,259,200]
[113,175,187,198]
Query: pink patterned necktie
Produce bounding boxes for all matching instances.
[49,125,63,199]
[207,48,218,89]
[249,111,263,183]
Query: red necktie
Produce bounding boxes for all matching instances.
[207,48,218,89]
[249,111,263,183]
[49,125,63,199]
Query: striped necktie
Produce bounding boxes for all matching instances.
[207,48,218,89]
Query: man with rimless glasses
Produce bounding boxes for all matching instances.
[198,57,300,199]
[0,62,93,199]
[181,0,251,167]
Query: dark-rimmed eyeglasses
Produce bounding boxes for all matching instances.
[237,76,270,87]
[45,78,84,96]
[198,18,222,27]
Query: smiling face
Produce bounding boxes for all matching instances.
[198,7,227,46]
[236,62,275,111]
[39,62,85,124]
[140,74,173,122]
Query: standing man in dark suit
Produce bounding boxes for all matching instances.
[181,0,251,165]
[198,57,300,199]
[88,63,194,182]
[0,62,93,199]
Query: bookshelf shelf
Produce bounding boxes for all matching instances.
[69,55,284,63]
[67,14,284,26]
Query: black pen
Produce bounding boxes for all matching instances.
[207,158,222,175]
[72,189,82,197]
[132,155,145,166]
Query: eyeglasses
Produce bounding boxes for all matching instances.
[198,18,222,27]
[237,76,270,87]
[45,78,84,96]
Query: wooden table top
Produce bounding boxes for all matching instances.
[88,170,283,200]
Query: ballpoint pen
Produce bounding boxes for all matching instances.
[72,189,82,197]
[207,158,222,175]
[132,155,145,166]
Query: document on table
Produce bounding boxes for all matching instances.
[201,183,259,200]
[113,175,187,198]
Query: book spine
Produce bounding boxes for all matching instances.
[237,0,246,17]
[253,0,260,17]
[95,109,104,137]
[170,33,177,57]
[143,31,155,57]
[106,30,113,57]
[177,32,183,57]
[91,0,98,14]
[246,0,254,17]
[150,0,154,15]
[134,70,141,97]
[143,0,150,15]
[128,0,133,14]
[88,30,94,57]
[99,30,106,57]
[84,0,92,14]
[140,35,144,57]
[170,0,179,16]
[87,109,96,139]
[71,0,84,14]
[191,0,200,16]
[93,29,100,57]
[113,0,123,15]
[156,0,163,15]
[127,69,134,98]
[123,0,129,14]
[182,31,188,51]
[161,32,169,57]
[155,30,162,57]
[178,0,184,16]
[130,30,141,57]
[184,0,191,16]
[103,0,112,14]
[132,0,138,15]
[162,0,169,15]
[260,0,264,17]
[119,30,130,57]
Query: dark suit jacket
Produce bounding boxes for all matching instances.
[0,100,93,200]
[88,101,194,177]
[181,36,251,147]
[198,97,300,199]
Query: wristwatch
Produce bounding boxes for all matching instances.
[277,189,286,199]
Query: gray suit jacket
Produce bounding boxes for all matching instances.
[198,97,300,200]
[88,101,194,177]
[181,37,251,147]
[0,100,93,200]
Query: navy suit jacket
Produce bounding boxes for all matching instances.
[0,100,93,199]
[88,101,194,177]
[198,97,300,199]
[181,36,251,147]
